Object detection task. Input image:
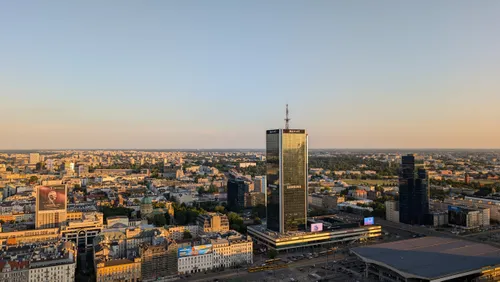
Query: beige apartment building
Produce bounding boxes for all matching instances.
[95,258,142,282]
[197,212,229,233]
[0,228,60,246]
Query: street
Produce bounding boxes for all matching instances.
[186,252,352,282]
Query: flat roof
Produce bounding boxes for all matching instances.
[352,237,500,280]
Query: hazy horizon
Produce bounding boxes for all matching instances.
[1,1,499,149]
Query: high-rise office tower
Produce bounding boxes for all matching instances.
[399,154,429,225]
[266,105,308,233]
[227,178,250,212]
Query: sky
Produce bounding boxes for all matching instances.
[1,1,499,149]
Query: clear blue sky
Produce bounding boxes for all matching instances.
[1,1,499,149]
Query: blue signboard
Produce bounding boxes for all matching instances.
[178,244,212,258]
[364,217,374,226]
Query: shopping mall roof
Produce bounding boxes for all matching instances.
[352,236,500,281]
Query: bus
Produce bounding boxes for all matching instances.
[265,258,281,264]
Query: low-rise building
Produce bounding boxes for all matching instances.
[28,241,77,282]
[197,212,229,233]
[61,211,104,249]
[95,258,142,282]
[0,261,29,282]
[211,232,253,269]
[350,189,367,200]
[166,225,199,240]
[0,241,77,282]
[140,239,178,281]
[178,245,214,274]
[177,231,253,274]
[0,228,60,247]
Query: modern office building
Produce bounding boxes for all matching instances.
[448,205,490,229]
[248,223,381,253]
[399,154,429,225]
[266,127,308,233]
[35,185,68,229]
[227,178,249,211]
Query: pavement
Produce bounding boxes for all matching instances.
[186,252,350,282]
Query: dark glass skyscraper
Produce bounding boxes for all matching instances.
[266,129,308,233]
[227,178,248,212]
[399,154,429,225]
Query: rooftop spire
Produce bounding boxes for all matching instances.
[285,104,290,129]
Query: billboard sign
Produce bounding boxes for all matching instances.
[178,244,212,258]
[364,217,374,226]
[311,223,323,232]
[37,186,66,211]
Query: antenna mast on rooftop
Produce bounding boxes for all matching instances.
[285,104,290,129]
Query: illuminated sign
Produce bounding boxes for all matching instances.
[37,186,66,211]
[311,223,323,232]
[283,129,305,134]
[287,185,302,189]
[364,217,374,226]
[178,244,212,258]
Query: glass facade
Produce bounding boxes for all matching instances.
[227,179,247,212]
[282,130,307,232]
[399,154,429,225]
[266,130,280,232]
[266,129,308,233]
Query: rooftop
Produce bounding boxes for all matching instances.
[352,237,500,280]
[103,259,136,267]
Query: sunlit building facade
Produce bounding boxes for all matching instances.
[266,129,308,233]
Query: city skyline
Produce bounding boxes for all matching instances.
[1,1,500,149]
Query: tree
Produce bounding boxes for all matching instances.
[29,176,39,184]
[253,217,262,225]
[214,205,225,213]
[183,230,193,239]
[101,206,134,221]
[268,249,278,259]
[197,187,205,195]
[152,214,167,227]
[208,185,218,193]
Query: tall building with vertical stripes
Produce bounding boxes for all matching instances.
[266,129,308,233]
